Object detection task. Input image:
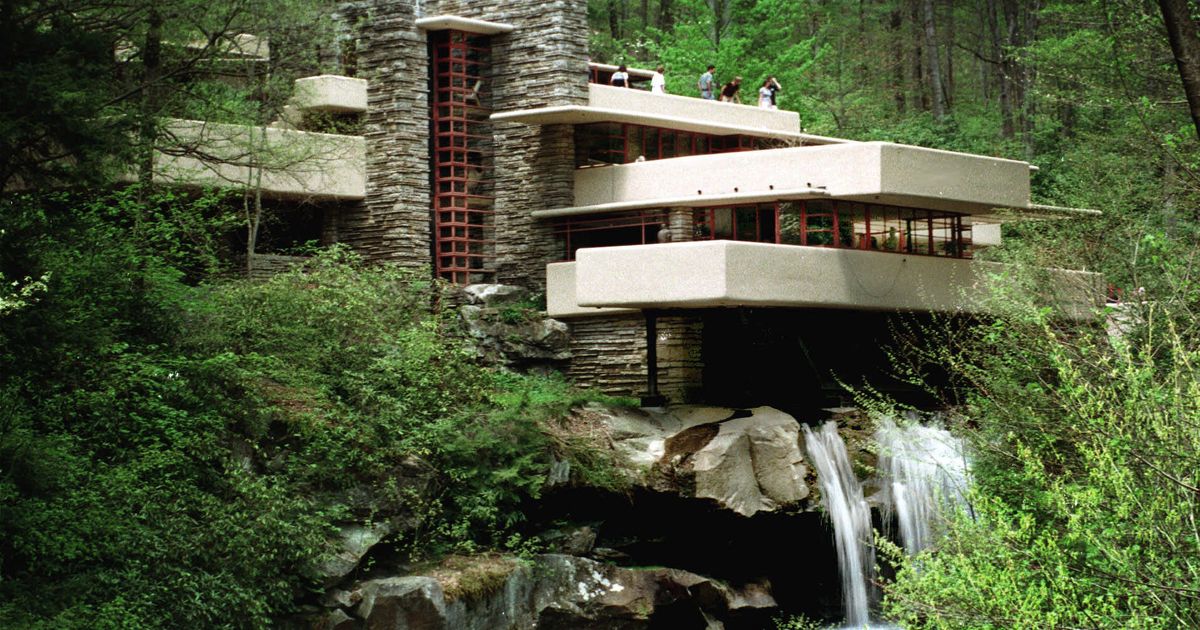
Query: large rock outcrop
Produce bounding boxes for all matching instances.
[294,554,776,630]
[579,404,812,517]
[458,284,570,368]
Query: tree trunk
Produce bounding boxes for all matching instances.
[890,8,906,113]
[709,0,729,48]
[912,0,928,111]
[921,0,947,121]
[1158,0,1200,142]
[944,0,955,108]
[640,0,648,29]
[657,0,674,31]
[1000,0,1024,139]
[987,0,1013,136]
[608,0,620,41]
[137,9,163,199]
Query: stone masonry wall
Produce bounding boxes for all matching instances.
[431,0,588,288]
[329,1,704,400]
[667,207,694,242]
[334,0,587,284]
[567,314,704,403]
[334,0,431,269]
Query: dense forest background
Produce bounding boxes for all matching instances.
[2,0,1200,627]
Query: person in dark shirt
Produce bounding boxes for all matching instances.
[719,76,743,104]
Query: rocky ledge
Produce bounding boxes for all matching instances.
[293,553,776,630]
[562,404,814,517]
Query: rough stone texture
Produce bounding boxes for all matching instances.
[441,562,537,630]
[667,207,695,243]
[540,524,598,556]
[356,577,448,629]
[332,0,587,284]
[332,0,432,269]
[455,284,571,367]
[314,522,394,587]
[567,314,704,403]
[684,407,810,517]
[579,404,811,517]
[247,253,309,279]
[461,283,530,307]
[460,304,571,366]
[324,0,700,397]
[318,609,358,630]
[432,1,589,287]
[337,554,774,630]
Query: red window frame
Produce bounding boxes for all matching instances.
[431,30,495,284]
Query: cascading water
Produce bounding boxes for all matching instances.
[803,421,875,629]
[875,416,971,557]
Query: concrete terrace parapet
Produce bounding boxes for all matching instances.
[553,241,1103,320]
[546,262,638,318]
[589,83,800,134]
[145,118,365,200]
[291,76,368,113]
[570,142,1034,216]
[492,83,845,143]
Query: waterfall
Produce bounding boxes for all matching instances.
[875,416,971,557]
[803,421,875,629]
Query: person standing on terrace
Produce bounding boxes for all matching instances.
[651,66,667,94]
[610,65,630,88]
[720,76,743,103]
[698,65,716,100]
[759,77,781,109]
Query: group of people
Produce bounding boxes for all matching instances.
[697,65,781,109]
[606,63,782,109]
[609,64,669,94]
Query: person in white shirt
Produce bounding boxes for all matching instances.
[759,76,781,109]
[651,66,667,94]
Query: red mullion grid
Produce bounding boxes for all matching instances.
[925,210,935,256]
[431,30,493,283]
[555,211,667,260]
[861,205,872,250]
[832,202,842,248]
[773,203,782,244]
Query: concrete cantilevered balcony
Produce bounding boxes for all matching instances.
[291,75,368,113]
[547,241,1103,320]
[492,83,843,144]
[146,118,365,200]
[552,141,1034,218]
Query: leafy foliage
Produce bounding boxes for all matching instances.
[878,256,1200,627]
[0,195,619,628]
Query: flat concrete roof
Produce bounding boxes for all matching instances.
[415,15,515,35]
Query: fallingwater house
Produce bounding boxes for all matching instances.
[146,0,1103,411]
